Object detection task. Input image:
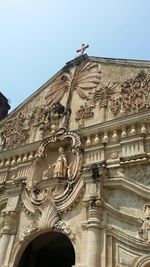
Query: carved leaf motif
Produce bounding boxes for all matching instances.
[110,74,150,115]
[38,200,59,230]
[45,62,101,106]
[2,112,29,148]
[75,103,94,121]
[93,82,118,108]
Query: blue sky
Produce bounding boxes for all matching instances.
[0,0,150,111]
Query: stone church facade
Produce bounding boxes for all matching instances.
[0,54,150,267]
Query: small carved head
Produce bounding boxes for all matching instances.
[59,146,64,154]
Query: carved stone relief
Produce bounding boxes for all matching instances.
[45,61,101,127]
[138,204,150,244]
[110,73,150,115]
[0,101,67,149]
[54,220,71,235]
[26,128,83,199]
[93,81,118,109]
[45,62,101,107]
[19,223,38,242]
[74,72,150,121]
[75,103,94,121]
[20,128,83,238]
[1,112,29,148]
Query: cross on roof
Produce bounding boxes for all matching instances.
[76,44,89,55]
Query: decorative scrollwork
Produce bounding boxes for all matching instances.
[54,220,71,235]
[110,74,150,115]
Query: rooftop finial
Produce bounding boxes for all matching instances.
[76,44,89,56]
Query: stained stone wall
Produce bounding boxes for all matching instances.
[0,55,150,267]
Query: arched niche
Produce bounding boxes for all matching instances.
[134,255,150,267]
[16,231,75,267]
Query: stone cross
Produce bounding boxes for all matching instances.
[76,44,89,55]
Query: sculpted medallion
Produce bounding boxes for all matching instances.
[21,128,83,236]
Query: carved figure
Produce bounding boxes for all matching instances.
[43,147,68,178]
[53,147,68,177]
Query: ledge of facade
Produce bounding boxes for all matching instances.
[103,177,150,200]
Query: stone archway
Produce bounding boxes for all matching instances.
[134,255,150,267]
[17,232,75,267]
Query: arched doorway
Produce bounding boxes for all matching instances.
[17,232,75,267]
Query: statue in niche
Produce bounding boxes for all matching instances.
[43,146,68,179]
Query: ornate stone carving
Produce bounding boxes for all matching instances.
[75,103,94,121]
[19,223,38,242]
[110,74,150,115]
[38,200,60,230]
[43,146,68,179]
[1,211,18,235]
[45,62,101,107]
[45,62,101,127]
[0,130,5,150]
[24,128,83,233]
[138,204,150,244]
[30,187,49,204]
[88,199,103,222]
[93,82,118,108]
[54,220,71,235]
[1,112,29,148]
[0,102,67,148]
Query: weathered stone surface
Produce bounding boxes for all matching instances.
[1,56,150,266]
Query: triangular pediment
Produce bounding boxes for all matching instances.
[1,55,150,149]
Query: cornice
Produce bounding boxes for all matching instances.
[107,227,149,251]
[103,178,150,200]
[89,56,150,68]
[104,201,139,226]
[0,140,41,159]
[2,55,150,124]
[76,109,150,136]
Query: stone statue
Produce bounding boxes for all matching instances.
[53,147,68,177]
[43,147,68,179]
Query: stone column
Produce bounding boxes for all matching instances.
[0,211,18,266]
[87,199,103,267]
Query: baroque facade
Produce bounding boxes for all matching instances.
[0,54,150,266]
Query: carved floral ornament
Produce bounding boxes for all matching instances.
[0,61,101,148]
[0,102,66,149]
[20,128,83,237]
[110,73,150,115]
[76,73,150,121]
[1,64,149,148]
